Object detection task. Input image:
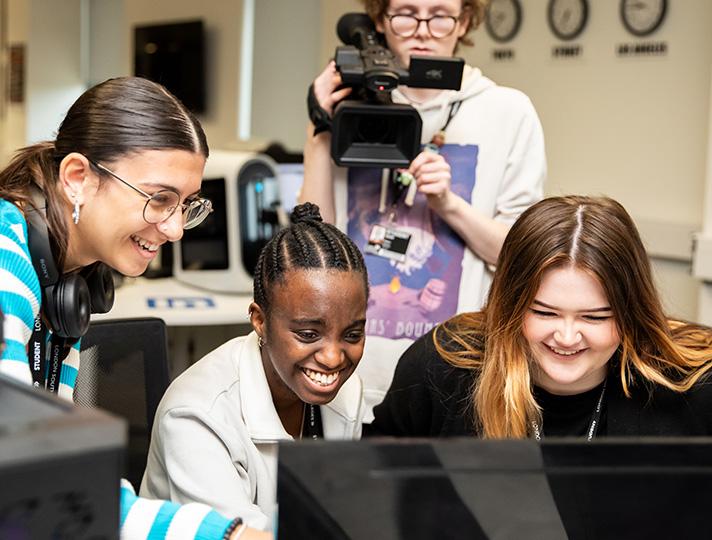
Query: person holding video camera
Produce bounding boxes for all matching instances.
[0,77,269,540]
[301,0,547,422]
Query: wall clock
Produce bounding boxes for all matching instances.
[484,0,522,43]
[547,0,589,41]
[620,0,667,36]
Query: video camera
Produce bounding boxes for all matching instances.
[330,13,464,169]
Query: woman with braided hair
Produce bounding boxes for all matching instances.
[141,202,369,533]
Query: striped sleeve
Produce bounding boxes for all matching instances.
[0,200,80,400]
[0,201,40,386]
[57,341,81,400]
[120,480,234,540]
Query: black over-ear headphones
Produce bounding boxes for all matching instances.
[25,190,115,339]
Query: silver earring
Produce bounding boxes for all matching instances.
[72,201,80,224]
[258,336,265,348]
[163,224,168,231]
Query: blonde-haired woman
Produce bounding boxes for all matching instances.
[368,195,712,439]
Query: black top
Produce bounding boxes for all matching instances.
[366,327,712,438]
[533,381,608,438]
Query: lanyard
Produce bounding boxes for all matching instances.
[438,100,463,135]
[532,377,608,442]
[301,404,324,441]
[28,314,66,393]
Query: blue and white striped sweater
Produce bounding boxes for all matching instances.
[0,199,234,540]
[0,201,42,387]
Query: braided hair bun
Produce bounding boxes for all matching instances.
[290,202,323,225]
[252,199,369,315]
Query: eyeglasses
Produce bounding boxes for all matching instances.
[384,13,461,38]
[87,159,213,230]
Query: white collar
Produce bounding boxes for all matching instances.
[237,331,363,441]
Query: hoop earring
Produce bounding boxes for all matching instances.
[258,336,265,348]
[72,201,80,224]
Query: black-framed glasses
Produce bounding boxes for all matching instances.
[384,13,461,38]
[87,159,213,230]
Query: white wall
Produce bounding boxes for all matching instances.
[25,0,87,145]
[17,0,256,155]
[250,0,322,153]
[21,0,124,148]
[693,59,712,325]
[125,0,246,151]
[0,0,27,163]
[317,0,362,65]
[88,0,124,87]
[466,0,712,229]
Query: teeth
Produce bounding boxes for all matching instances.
[132,235,159,252]
[303,368,339,387]
[551,347,579,356]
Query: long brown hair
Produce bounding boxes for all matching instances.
[435,196,712,438]
[359,0,487,49]
[0,76,208,271]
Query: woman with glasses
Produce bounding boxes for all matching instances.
[300,0,547,424]
[0,77,268,540]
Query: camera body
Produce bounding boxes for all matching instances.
[331,13,464,168]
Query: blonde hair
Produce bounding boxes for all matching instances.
[435,196,712,438]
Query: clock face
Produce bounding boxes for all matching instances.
[547,0,589,41]
[620,0,668,36]
[484,0,522,43]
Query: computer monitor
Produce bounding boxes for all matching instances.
[275,162,304,216]
[173,150,282,294]
[277,437,712,540]
[0,374,126,539]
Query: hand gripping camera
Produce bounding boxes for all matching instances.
[330,13,464,169]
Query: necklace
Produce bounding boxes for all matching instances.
[299,403,323,441]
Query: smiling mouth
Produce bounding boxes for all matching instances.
[547,345,584,356]
[302,367,342,387]
[131,235,159,252]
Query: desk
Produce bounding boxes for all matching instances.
[92,276,254,326]
[92,277,254,377]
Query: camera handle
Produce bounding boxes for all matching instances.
[307,84,333,135]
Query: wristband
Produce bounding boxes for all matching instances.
[307,83,332,135]
[223,518,243,540]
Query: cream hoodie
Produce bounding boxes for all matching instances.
[333,65,547,422]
